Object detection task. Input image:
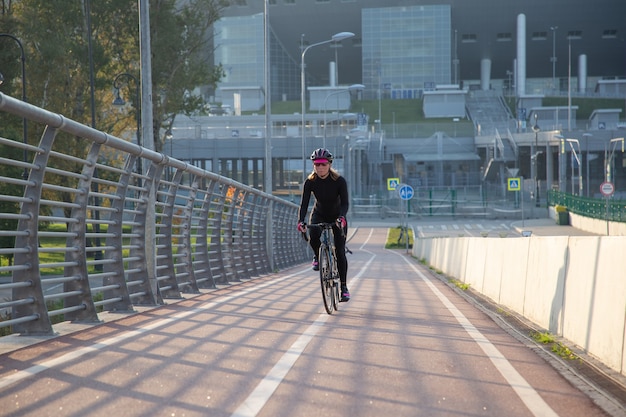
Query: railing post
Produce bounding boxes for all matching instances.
[155,168,184,299]
[64,142,101,323]
[12,127,56,335]
[103,154,136,312]
[429,188,433,216]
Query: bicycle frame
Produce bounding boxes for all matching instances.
[311,223,340,314]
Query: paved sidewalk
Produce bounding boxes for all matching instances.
[511,218,603,237]
[351,215,604,237]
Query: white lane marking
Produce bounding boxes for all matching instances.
[391,251,559,417]
[230,314,328,417]
[0,268,312,390]
[231,229,376,417]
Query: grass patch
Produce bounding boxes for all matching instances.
[530,331,577,360]
[251,97,626,126]
[385,226,414,249]
[448,278,470,291]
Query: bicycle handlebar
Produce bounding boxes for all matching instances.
[305,222,346,238]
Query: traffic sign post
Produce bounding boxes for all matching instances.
[387,177,400,191]
[398,184,414,253]
[398,184,414,200]
[600,182,615,235]
[507,177,521,191]
[507,176,524,226]
[600,181,614,197]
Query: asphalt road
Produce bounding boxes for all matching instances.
[0,227,619,417]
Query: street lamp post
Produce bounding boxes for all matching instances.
[322,84,364,148]
[531,114,540,206]
[606,137,625,183]
[583,133,591,197]
[0,33,27,179]
[567,36,572,131]
[264,0,272,195]
[565,138,582,196]
[113,73,142,181]
[550,26,558,90]
[555,134,566,192]
[301,31,354,184]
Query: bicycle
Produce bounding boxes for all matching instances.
[303,222,342,314]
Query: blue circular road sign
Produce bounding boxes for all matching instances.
[399,184,414,200]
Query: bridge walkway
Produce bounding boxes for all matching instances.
[0,227,618,417]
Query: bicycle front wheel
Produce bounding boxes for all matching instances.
[331,254,340,311]
[319,245,334,314]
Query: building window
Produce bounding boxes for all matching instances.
[496,32,512,42]
[461,33,477,43]
[567,30,582,40]
[531,31,547,41]
[602,29,617,39]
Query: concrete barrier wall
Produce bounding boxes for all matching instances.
[413,234,626,376]
[570,214,626,236]
[549,208,626,236]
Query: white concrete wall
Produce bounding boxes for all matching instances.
[569,212,626,236]
[548,206,626,236]
[413,234,626,376]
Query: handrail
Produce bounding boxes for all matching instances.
[0,92,309,336]
[548,190,626,222]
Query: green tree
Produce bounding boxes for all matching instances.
[149,0,228,151]
[2,0,226,150]
[0,127,23,267]
[0,0,227,216]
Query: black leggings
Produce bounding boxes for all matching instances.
[308,223,348,286]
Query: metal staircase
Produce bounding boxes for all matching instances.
[482,129,518,181]
[465,91,518,181]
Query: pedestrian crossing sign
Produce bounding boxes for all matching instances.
[387,178,400,190]
[507,177,521,191]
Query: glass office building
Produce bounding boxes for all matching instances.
[214,14,301,105]
[215,5,452,103]
[362,5,452,100]
[214,15,264,88]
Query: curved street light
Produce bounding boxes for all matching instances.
[564,138,582,196]
[0,33,27,179]
[301,31,354,183]
[113,73,142,180]
[606,137,625,184]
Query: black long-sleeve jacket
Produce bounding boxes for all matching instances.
[298,174,349,224]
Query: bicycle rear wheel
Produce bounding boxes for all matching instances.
[319,245,334,314]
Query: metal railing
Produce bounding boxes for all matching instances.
[548,190,626,222]
[352,186,516,220]
[0,92,309,336]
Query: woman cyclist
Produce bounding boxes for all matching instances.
[297,148,350,302]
